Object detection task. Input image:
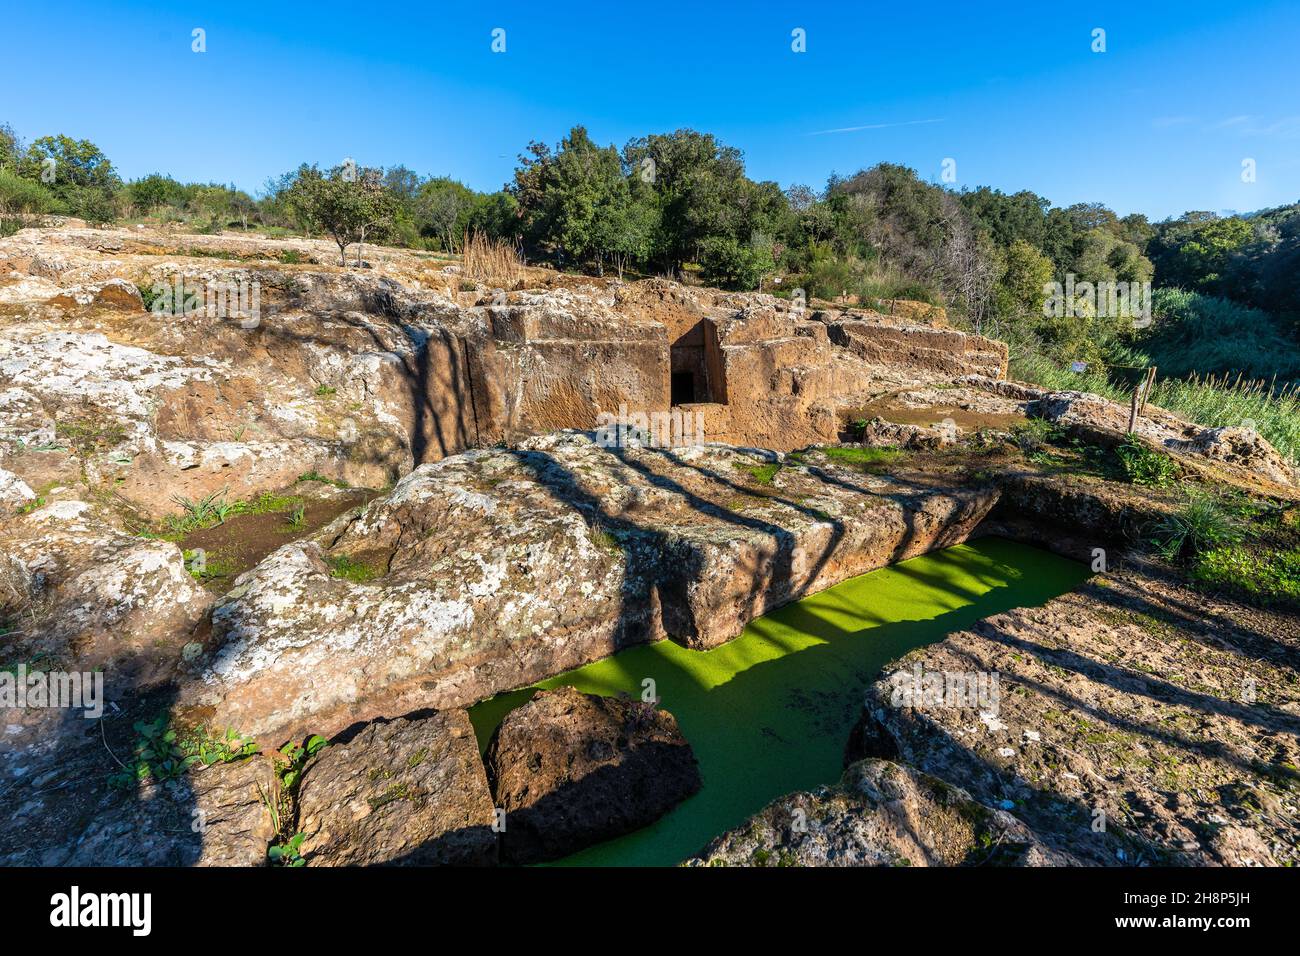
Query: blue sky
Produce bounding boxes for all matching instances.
[3,0,1298,219]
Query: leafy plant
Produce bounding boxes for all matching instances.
[268,832,307,867]
[326,554,381,583]
[276,734,329,792]
[1190,545,1300,606]
[1115,436,1179,486]
[109,718,256,789]
[1010,418,1059,454]
[1149,491,1245,561]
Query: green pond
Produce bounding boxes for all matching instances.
[468,536,1090,866]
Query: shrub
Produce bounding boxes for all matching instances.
[1139,288,1300,383]
[1115,436,1179,486]
[1150,491,1245,560]
[1190,545,1300,605]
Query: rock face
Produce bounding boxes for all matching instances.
[687,759,1072,867]
[57,757,277,867]
[1031,388,1296,489]
[0,226,1013,526]
[186,433,999,743]
[851,565,1300,866]
[296,710,497,866]
[825,318,1009,380]
[485,687,701,863]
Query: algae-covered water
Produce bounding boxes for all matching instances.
[468,536,1090,866]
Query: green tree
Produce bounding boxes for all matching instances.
[126,174,185,216]
[998,239,1054,315]
[17,134,120,221]
[288,166,399,266]
[414,176,476,251]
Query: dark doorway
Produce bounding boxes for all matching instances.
[671,371,695,406]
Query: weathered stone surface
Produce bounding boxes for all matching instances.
[296,710,496,866]
[1033,389,1295,488]
[852,564,1300,866]
[0,497,210,678]
[486,687,700,863]
[186,433,999,743]
[60,756,277,866]
[825,318,1009,380]
[686,758,1073,867]
[0,225,1012,524]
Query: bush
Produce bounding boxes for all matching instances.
[1115,436,1179,486]
[1150,491,1245,560]
[1190,545,1300,605]
[698,236,774,290]
[1138,288,1300,383]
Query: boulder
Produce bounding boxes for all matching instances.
[187,433,999,743]
[485,687,700,863]
[296,710,497,866]
[686,758,1074,867]
[61,756,278,866]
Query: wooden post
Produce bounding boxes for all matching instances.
[1128,385,1141,435]
[1139,366,1156,415]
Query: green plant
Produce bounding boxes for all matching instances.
[268,832,307,867]
[313,384,337,397]
[734,460,781,485]
[326,554,381,583]
[297,470,349,489]
[1010,418,1060,454]
[1149,491,1245,561]
[277,735,329,792]
[1115,436,1179,486]
[819,446,903,472]
[286,503,306,529]
[109,718,256,789]
[183,548,236,581]
[262,734,328,867]
[1190,545,1300,605]
[167,489,229,534]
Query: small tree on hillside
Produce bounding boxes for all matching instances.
[288,166,398,267]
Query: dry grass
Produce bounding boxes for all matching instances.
[462,229,523,290]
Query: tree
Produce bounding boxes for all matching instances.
[0,169,56,235]
[998,239,1054,315]
[414,177,475,251]
[287,166,399,266]
[699,234,775,290]
[620,129,757,271]
[16,134,120,221]
[0,123,20,170]
[513,126,626,269]
[595,182,658,279]
[126,174,185,216]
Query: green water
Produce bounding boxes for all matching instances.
[469,536,1090,867]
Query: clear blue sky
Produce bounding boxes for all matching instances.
[4,0,1298,219]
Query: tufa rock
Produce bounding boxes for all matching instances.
[486,686,701,863]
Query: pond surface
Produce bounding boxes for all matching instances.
[468,536,1090,866]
